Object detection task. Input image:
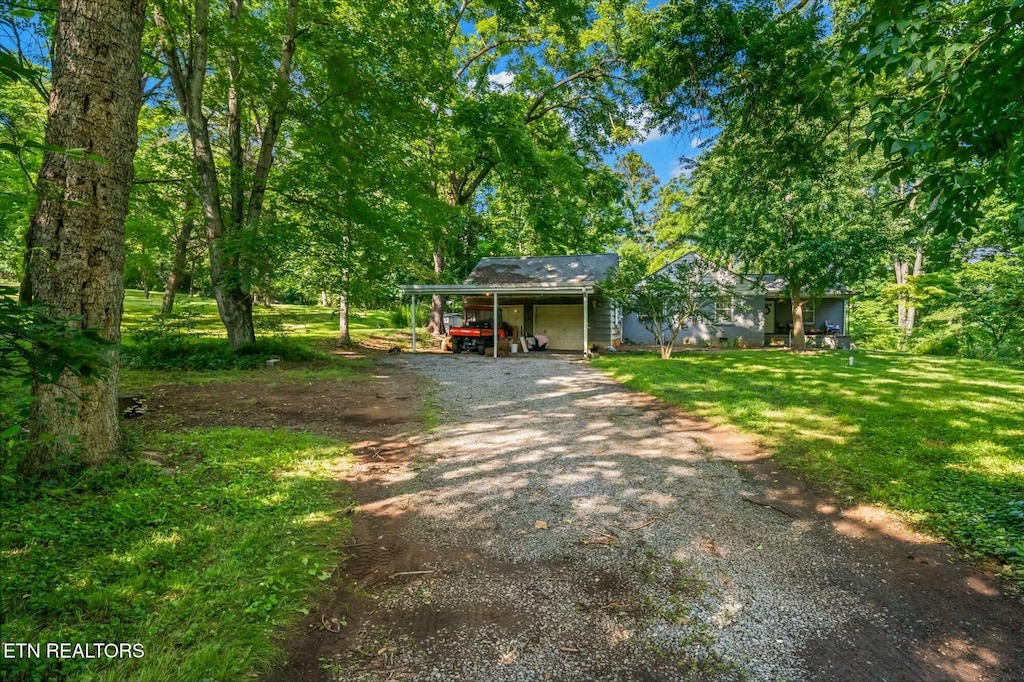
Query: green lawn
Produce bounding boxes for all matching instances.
[2,430,354,682]
[1,289,421,681]
[595,350,1024,586]
[116,289,426,372]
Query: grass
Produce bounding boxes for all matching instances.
[1,429,354,682]
[114,289,429,372]
[595,350,1024,586]
[0,287,425,681]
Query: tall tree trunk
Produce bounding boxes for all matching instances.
[338,286,350,344]
[428,247,445,335]
[319,290,328,307]
[22,0,146,467]
[905,242,924,337]
[790,286,806,350]
[162,205,194,314]
[894,256,908,348]
[154,0,298,349]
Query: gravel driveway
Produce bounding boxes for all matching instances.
[311,352,1024,682]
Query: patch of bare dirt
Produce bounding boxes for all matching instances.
[138,366,420,443]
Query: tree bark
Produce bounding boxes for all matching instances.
[790,287,806,350]
[428,247,445,335]
[893,240,925,348]
[906,242,924,336]
[338,287,350,344]
[894,255,908,349]
[22,0,146,467]
[154,0,299,349]
[162,206,194,314]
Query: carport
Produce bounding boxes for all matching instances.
[399,283,596,358]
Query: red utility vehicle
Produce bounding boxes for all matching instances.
[447,306,508,354]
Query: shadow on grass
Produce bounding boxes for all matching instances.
[596,351,1024,581]
[1,428,353,682]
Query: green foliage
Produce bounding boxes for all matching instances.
[0,297,112,386]
[601,250,725,358]
[848,280,905,350]
[387,306,429,330]
[596,351,1024,587]
[0,296,113,471]
[1,428,354,682]
[121,310,324,371]
[845,0,1024,234]
[910,254,1024,364]
[0,78,45,279]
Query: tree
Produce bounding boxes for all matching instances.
[689,136,886,349]
[124,102,201,313]
[614,150,660,247]
[0,77,45,281]
[631,0,892,349]
[19,0,147,466]
[478,146,628,258]
[419,0,641,334]
[956,255,1024,354]
[152,0,302,348]
[602,248,725,359]
[847,0,1024,234]
[271,0,439,341]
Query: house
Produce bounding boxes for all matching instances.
[401,254,621,353]
[621,253,854,348]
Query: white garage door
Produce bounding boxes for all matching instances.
[534,304,584,351]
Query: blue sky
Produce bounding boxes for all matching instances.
[625,125,701,185]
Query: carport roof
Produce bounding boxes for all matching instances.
[400,283,597,296]
[400,254,617,297]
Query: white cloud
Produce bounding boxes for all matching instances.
[670,162,694,179]
[625,106,669,145]
[690,136,707,149]
[488,71,514,90]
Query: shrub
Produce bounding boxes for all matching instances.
[122,312,324,370]
[388,306,424,328]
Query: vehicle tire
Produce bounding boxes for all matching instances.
[477,341,487,355]
[452,338,462,354]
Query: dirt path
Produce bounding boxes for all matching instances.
[227,353,1023,682]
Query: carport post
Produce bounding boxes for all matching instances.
[410,295,417,352]
[493,291,499,358]
[583,288,589,355]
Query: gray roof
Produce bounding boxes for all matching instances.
[759,275,853,297]
[655,254,854,297]
[465,254,619,286]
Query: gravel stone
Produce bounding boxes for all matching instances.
[320,352,1011,682]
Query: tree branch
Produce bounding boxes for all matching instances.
[244,0,300,227]
[525,64,610,123]
[455,38,529,80]
[447,0,471,46]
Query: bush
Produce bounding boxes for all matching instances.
[122,312,324,370]
[388,306,424,328]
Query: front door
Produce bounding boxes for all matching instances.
[764,300,776,334]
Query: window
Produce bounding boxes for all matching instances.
[715,296,733,324]
[802,301,815,325]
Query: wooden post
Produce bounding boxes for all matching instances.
[411,294,417,352]
[493,291,499,358]
[583,289,589,355]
